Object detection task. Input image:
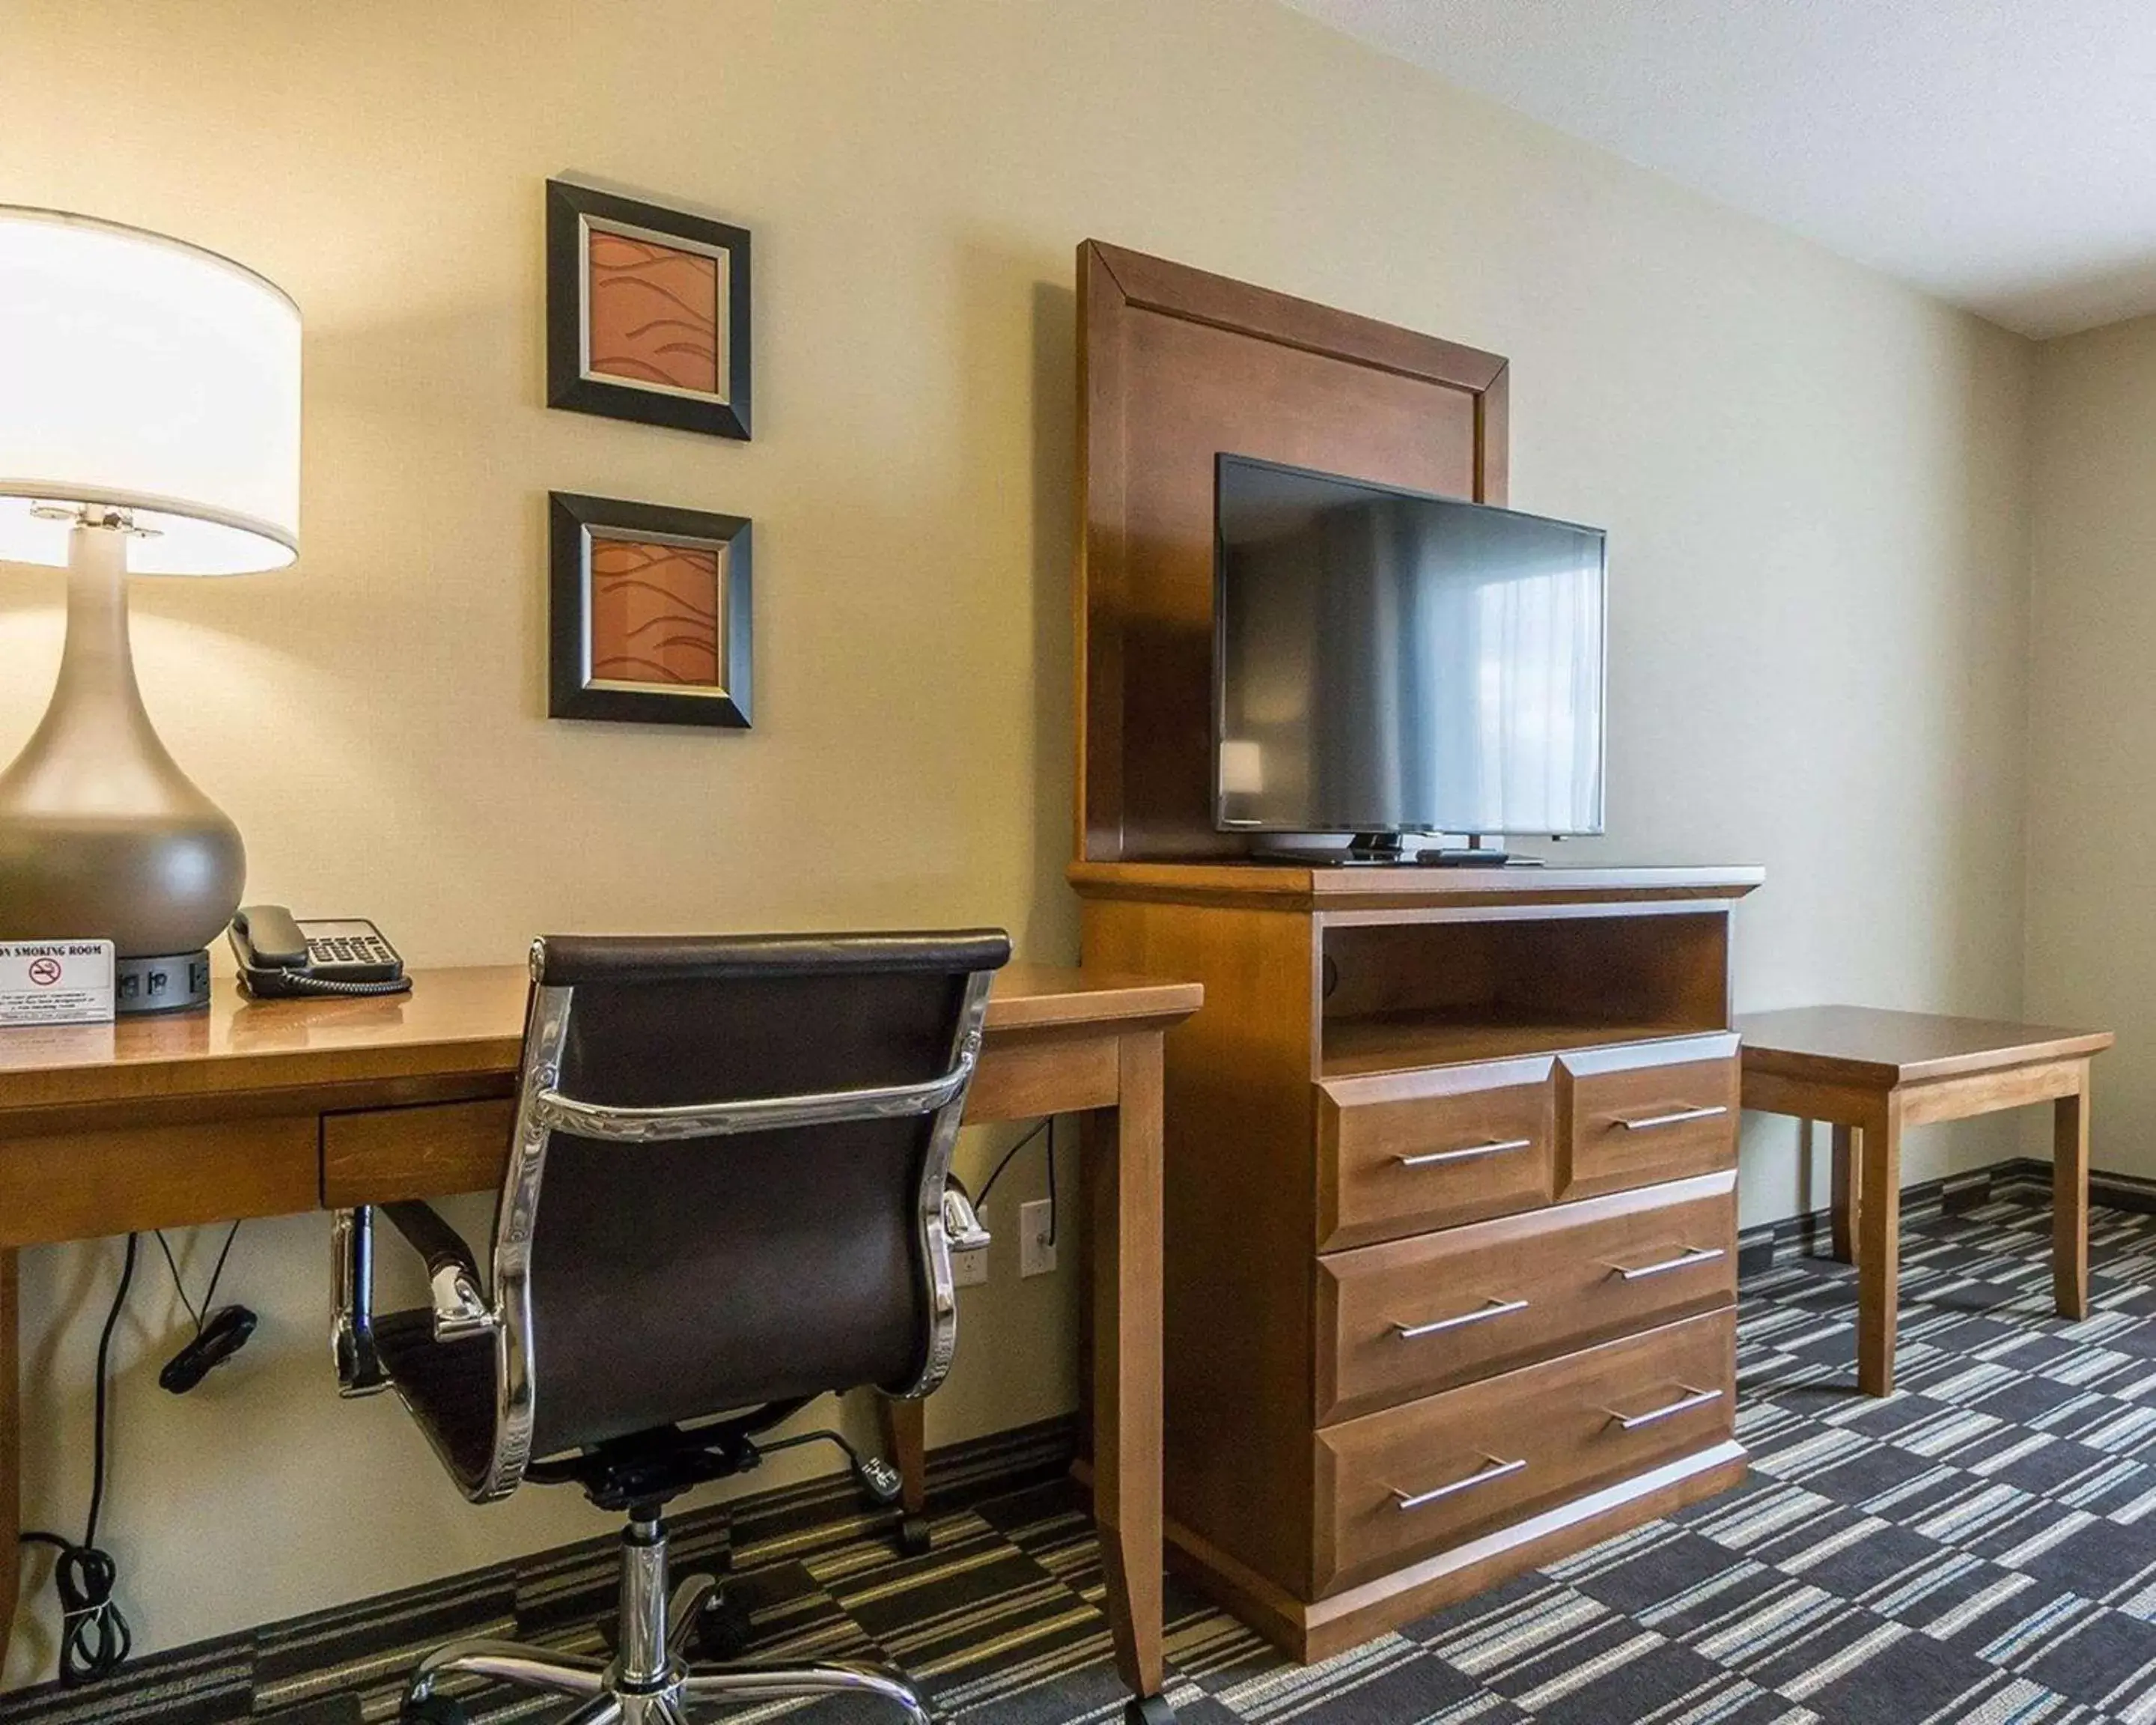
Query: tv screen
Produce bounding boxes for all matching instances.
[1213,454,1607,839]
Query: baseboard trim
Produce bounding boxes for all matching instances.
[1735,1152,2154,1278]
[2088,1162,2156,1214]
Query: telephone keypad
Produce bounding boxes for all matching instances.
[302,926,401,976]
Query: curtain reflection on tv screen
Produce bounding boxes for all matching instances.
[1216,457,1606,838]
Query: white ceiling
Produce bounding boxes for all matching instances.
[1280,0,2156,339]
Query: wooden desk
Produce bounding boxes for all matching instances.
[1738,1006,2114,1396]
[0,963,1200,1718]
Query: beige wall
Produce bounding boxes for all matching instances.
[0,0,2035,1679]
[2026,315,2156,1168]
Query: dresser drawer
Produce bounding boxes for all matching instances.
[1316,1056,1556,1251]
[1561,1036,1738,1199]
[1313,1307,1735,1595]
[1316,1172,1736,1423]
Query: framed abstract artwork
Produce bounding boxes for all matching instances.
[545,178,751,439]
[547,491,752,728]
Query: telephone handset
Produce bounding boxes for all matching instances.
[229,906,411,999]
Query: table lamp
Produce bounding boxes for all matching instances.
[0,207,299,1013]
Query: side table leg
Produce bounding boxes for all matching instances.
[1830,1124,1858,1264]
[1856,1095,1902,1396]
[2054,1062,2092,1321]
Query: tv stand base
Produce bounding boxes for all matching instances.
[1251,835,1518,867]
[1414,848,1512,868]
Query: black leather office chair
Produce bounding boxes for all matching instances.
[332,929,1011,1725]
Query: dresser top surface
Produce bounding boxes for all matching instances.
[1071,860,1764,913]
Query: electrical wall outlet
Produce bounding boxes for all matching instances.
[1020,1199,1056,1278]
[951,1244,989,1287]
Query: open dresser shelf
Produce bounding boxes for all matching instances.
[1323,1012,1707,1077]
[1075,860,1762,1660]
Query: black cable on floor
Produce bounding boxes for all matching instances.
[22,1232,137,1685]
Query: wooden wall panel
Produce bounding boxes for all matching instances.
[1076,241,1510,863]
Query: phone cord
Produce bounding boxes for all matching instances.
[254,974,412,997]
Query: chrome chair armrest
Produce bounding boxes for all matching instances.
[527,1028,980,1144]
[941,1181,991,1253]
[331,1206,390,1397]
[380,1200,499,1342]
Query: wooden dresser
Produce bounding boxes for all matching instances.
[1074,861,1762,1660]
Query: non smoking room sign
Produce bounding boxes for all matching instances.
[0,940,115,1026]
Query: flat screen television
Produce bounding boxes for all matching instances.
[1213,454,1607,851]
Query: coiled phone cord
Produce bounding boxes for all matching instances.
[23,1233,136,1685]
[247,972,412,997]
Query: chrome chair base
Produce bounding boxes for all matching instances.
[403,1518,935,1725]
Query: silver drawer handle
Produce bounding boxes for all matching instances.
[1605,1245,1726,1281]
[1606,1384,1723,1432]
[1395,1136,1532,1169]
[1392,1296,1529,1341]
[1391,1454,1527,1511]
[1610,1104,1728,1132]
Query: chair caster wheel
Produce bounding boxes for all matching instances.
[401,1697,472,1725]
[694,1589,757,1660]
[897,1512,933,1557]
[1124,1694,1176,1725]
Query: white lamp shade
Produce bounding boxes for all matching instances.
[0,206,299,576]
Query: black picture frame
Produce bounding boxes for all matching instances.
[548,491,752,728]
[545,178,752,439]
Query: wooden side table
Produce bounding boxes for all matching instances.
[1738,1007,2114,1396]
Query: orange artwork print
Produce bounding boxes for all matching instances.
[585,231,721,395]
[588,536,722,687]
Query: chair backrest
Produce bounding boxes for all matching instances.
[482,930,1009,1491]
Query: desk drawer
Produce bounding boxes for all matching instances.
[1317,1173,1736,1423]
[1314,1306,1735,1595]
[1562,1037,1738,1199]
[0,1116,318,1247]
[322,1098,512,1206]
[1317,1056,1556,1251]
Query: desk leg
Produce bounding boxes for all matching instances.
[1085,1032,1168,1723]
[2055,1063,2091,1321]
[875,1397,927,1544]
[0,1248,16,1673]
[1857,1095,1902,1396]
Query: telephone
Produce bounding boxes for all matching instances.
[229,906,410,999]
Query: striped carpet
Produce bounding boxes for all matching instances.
[9,1186,2156,1724]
